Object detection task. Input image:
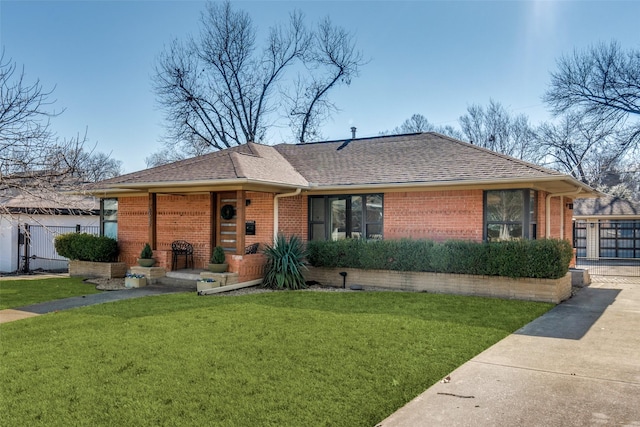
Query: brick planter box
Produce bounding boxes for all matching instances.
[69,260,127,279]
[303,267,572,304]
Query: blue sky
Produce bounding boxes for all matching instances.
[1,0,639,173]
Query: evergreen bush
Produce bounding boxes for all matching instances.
[210,246,227,264]
[306,238,573,280]
[140,243,153,259]
[54,233,119,262]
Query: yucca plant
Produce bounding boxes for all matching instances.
[262,234,308,290]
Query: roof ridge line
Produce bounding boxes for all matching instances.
[287,132,424,146]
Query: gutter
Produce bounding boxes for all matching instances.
[78,178,306,195]
[545,188,583,238]
[273,188,302,243]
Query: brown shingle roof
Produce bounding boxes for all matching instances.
[88,132,595,195]
[574,195,640,217]
[275,133,565,186]
[93,144,253,186]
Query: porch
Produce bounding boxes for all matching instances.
[128,266,262,294]
[115,188,291,282]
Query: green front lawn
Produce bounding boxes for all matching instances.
[0,291,552,426]
[0,277,101,309]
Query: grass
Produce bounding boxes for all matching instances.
[0,277,102,309]
[0,290,553,426]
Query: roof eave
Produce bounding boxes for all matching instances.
[83,178,309,195]
[306,176,601,195]
[81,174,600,198]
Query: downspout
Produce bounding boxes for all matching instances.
[545,189,582,238]
[273,188,302,243]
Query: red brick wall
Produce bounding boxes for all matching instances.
[537,191,547,238]
[538,192,573,241]
[384,190,484,242]
[117,194,213,269]
[245,191,274,248]
[278,194,308,241]
[228,253,267,282]
[156,194,212,269]
[117,196,150,267]
[116,188,574,273]
[564,197,574,241]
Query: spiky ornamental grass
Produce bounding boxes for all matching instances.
[262,235,308,290]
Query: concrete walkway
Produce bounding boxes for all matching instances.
[0,285,187,324]
[378,275,640,426]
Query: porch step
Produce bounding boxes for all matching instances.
[154,269,206,290]
[154,276,197,290]
[166,270,204,281]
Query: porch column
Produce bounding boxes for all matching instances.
[235,190,246,254]
[148,193,157,249]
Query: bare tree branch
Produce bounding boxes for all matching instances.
[458,100,540,162]
[289,17,365,143]
[544,41,640,149]
[153,1,363,154]
[1,50,122,217]
[380,113,463,140]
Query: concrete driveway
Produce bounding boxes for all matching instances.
[378,275,640,426]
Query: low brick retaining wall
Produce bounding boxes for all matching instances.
[304,267,572,304]
[69,260,127,279]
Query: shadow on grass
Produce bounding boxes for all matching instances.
[514,287,620,340]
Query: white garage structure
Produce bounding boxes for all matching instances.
[0,193,99,274]
[573,195,640,276]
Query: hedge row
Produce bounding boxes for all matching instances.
[306,238,574,279]
[54,233,119,262]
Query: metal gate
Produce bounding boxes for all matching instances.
[18,224,100,273]
[574,219,640,277]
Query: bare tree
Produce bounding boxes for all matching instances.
[63,148,123,182]
[535,112,622,185]
[0,52,89,184]
[1,52,119,216]
[287,17,364,142]
[544,41,640,149]
[459,100,539,162]
[145,139,212,168]
[395,113,433,133]
[381,113,463,139]
[154,1,363,155]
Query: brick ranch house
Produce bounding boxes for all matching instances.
[86,132,599,283]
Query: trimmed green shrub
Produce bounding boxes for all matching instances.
[140,243,153,259]
[54,233,119,262]
[306,238,573,280]
[263,235,308,290]
[210,245,226,264]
